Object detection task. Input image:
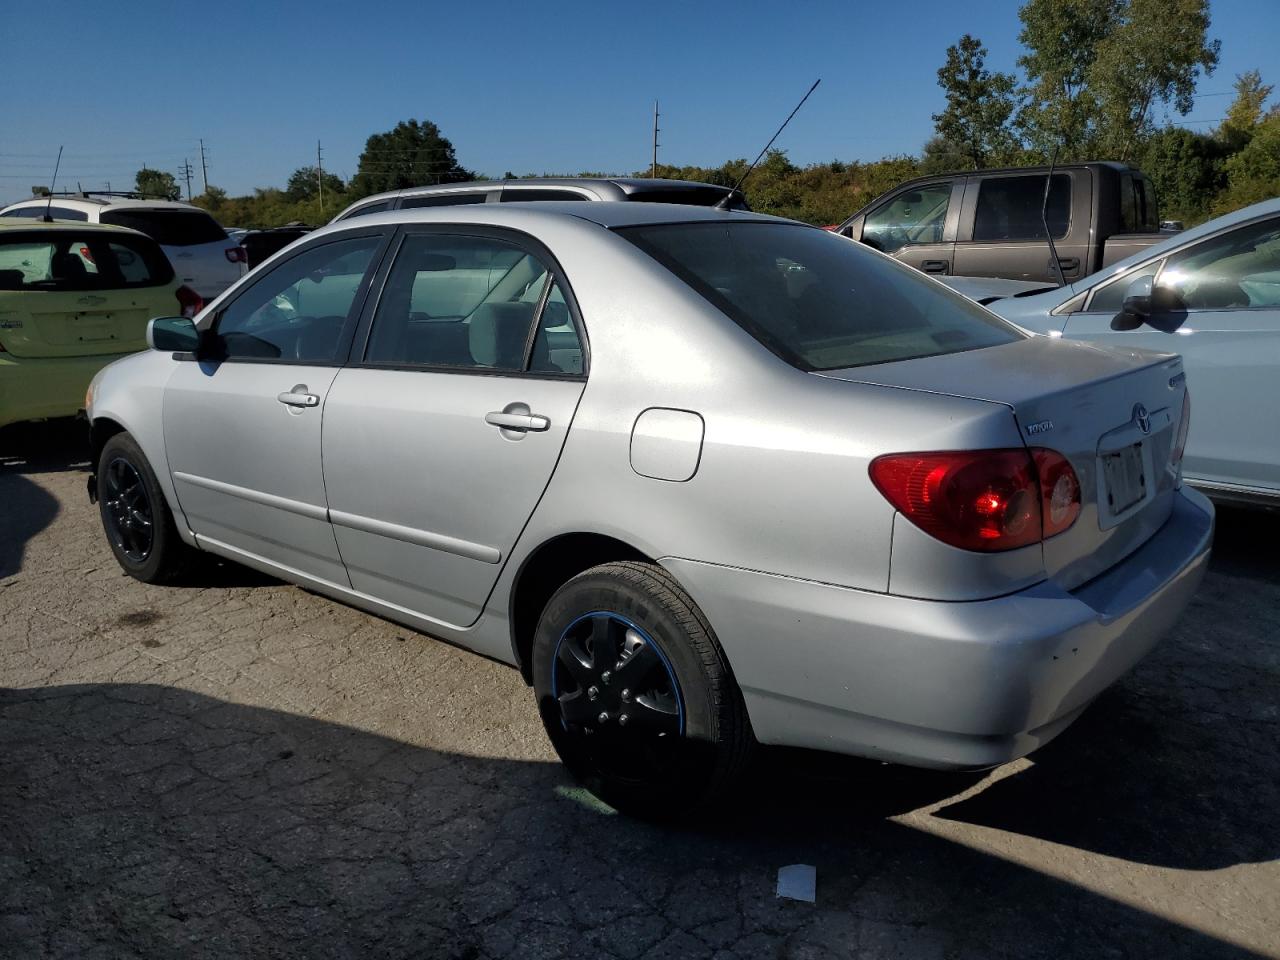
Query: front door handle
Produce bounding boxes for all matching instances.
[277,388,320,408]
[1055,257,1081,273]
[486,411,550,432]
[921,259,949,274]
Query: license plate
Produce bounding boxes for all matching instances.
[1102,443,1146,516]
[73,314,114,342]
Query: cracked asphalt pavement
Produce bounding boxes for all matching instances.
[2,421,1277,959]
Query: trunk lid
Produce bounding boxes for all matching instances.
[818,336,1188,590]
[0,287,172,358]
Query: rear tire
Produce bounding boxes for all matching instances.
[532,560,754,818]
[97,432,195,584]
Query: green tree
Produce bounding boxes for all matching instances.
[1089,0,1220,159]
[1218,69,1274,150]
[1015,0,1119,157]
[1137,126,1226,222]
[135,166,181,201]
[932,35,1019,168]
[1015,0,1218,160]
[349,119,474,198]
[285,166,346,202]
[1215,112,1280,212]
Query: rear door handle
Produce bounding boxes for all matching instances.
[277,389,320,408]
[921,259,949,274]
[1056,257,1081,272]
[485,411,549,432]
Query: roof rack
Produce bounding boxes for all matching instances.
[30,189,178,201]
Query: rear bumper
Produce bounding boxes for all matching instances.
[0,351,130,429]
[663,486,1214,770]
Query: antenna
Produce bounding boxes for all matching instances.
[1041,146,1067,288]
[43,146,64,222]
[715,79,820,210]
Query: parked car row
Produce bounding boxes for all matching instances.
[84,199,1213,816]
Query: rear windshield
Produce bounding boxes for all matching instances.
[620,222,1022,370]
[100,209,227,246]
[629,187,749,210]
[0,231,174,291]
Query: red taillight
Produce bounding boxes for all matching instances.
[225,245,247,264]
[1171,390,1191,471]
[870,447,1080,553]
[176,285,203,319]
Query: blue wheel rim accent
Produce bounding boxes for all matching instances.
[551,610,685,737]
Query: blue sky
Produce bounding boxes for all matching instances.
[1,0,1276,204]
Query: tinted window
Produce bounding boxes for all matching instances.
[0,232,173,291]
[1159,217,1280,309]
[1,205,88,221]
[213,235,380,362]
[401,193,488,208]
[365,233,582,373]
[100,209,227,246]
[339,200,392,221]
[1119,173,1159,234]
[972,174,1070,242]
[628,188,749,209]
[862,182,952,254]
[501,189,589,202]
[622,222,1022,371]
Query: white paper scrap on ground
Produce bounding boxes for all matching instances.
[776,864,817,902]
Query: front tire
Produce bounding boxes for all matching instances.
[532,561,754,818]
[97,432,195,584]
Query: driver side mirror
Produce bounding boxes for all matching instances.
[1111,275,1154,330]
[1111,275,1188,332]
[147,316,199,353]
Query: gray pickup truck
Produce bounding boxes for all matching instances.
[834,161,1166,284]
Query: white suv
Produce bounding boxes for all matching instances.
[0,194,246,303]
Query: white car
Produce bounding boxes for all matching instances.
[948,197,1280,507]
[0,194,246,304]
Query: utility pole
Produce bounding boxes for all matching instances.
[178,159,194,200]
[316,140,325,217]
[651,101,660,179]
[198,139,209,194]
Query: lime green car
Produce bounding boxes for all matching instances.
[0,221,197,428]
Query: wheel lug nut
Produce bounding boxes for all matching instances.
[620,689,631,702]
[597,712,609,724]
[618,714,629,726]
[587,686,599,701]
[601,670,611,685]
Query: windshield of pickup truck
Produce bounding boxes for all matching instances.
[621,221,1024,370]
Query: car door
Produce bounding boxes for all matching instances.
[851,179,959,275]
[951,171,1086,282]
[163,230,390,585]
[321,227,587,629]
[1062,213,1280,494]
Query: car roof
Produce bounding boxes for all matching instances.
[333,177,743,220]
[0,219,153,238]
[315,200,785,238]
[1,195,209,212]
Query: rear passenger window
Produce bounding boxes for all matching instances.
[213,235,381,363]
[500,190,588,202]
[401,194,488,208]
[364,233,583,374]
[972,174,1071,242]
[339,201,391,220]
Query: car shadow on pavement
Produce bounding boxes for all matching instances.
[927,503,1279,872]
[1,683,1269,959]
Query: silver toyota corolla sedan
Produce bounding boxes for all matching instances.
[86,202,1214,817]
